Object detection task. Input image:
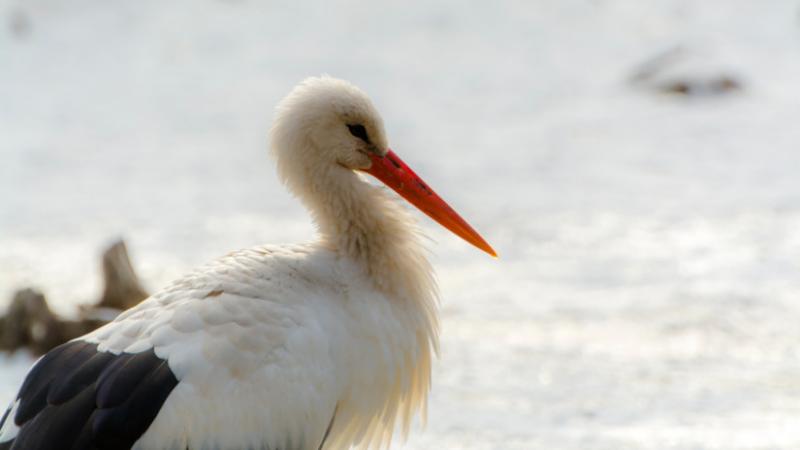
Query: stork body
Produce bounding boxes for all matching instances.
[0,77,493,450]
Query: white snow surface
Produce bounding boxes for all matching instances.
[3,0,800,448]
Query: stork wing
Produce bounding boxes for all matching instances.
[0,245,341,450]
[0,341,177,450]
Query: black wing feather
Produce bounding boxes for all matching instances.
[0,340,178,450]
[96,351,164,409]
[13,385,97,450]
[48,352,115,405]
[14,341,93,424]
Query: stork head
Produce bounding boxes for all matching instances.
[271,76,388,172]
[271,76,496,257]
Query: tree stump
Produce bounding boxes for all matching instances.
[0,288,64,354]
[98,240,148,310]
[1,239,150,355]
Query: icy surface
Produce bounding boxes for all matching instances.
[3,0,800,448]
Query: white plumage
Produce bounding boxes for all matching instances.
[85,243,435,449]
[0,76,494,450]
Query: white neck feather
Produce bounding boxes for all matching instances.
[272,127,432,298]
[302,160,435,303]
[275,147,441,448]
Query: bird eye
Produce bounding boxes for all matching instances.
[347,124,369,143]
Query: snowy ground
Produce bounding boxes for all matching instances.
[3,0,800,448]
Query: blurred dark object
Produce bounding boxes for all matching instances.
[0,289,62,355]
[0,239,148,355]
[8,8,32,40]
[630,46,743,97]
[98,240,149,310]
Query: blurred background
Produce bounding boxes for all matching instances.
[2,0,800,448]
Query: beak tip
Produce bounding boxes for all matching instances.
[475,241,498,258]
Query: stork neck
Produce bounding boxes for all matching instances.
[303,165,428,295]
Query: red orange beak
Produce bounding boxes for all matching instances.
[362,149,497,257]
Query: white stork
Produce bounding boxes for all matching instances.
[0,76,495,450]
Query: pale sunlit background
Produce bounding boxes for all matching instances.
[3,1,800,448]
